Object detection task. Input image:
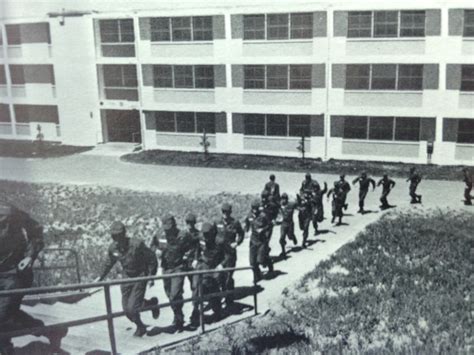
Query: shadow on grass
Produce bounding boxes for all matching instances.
[235,331,310,354]
[15,341,69,355]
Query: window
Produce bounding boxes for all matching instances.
[345,65,370,90]
[457,119,474,143]
[245,65,312,90]
[343,116,368,139]
[243,114,310,136]
[291,13,313,39]
[172,17,192,41]
[400,11,425,37]
[9,65,25,85]
[150,18,170,41]
[346,64,425,91]
[374,11,398,38]
[343,115,422,141]
[153,65,214,89]
[193,17,213,41]
[464,10,474,37]
[155,111,216,133]
[6,25,21,45]
[347,11,372,38]
[289,115,310,137]
[267,65,288,89]
[0,104,11,123]
[103,65,137,87]
[0,66,6,85]
[347,11,426,38]
[243,15,265,40]
[395,117,420,141]
[267,14,289,40]
[174,66,193,88]
[266,114,288,136]
[397,64,423,90]
[461,65,474,92]
[371,64,397,90]
[369,116,394,140]
[100,19,134,43]
[153,65,173,88]
[244,65,265,89]
[290,65,312,89]
[244,13,313,40]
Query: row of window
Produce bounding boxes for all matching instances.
[243,114,311,137]
[153,65,214,89]
[152,111,217,133]
[244,65,313,90]
[243,13,313,40]
[0,65,55,85]
[343,116,421,141]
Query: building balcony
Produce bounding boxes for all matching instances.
[9,84,56,102]
[6,44,52,62]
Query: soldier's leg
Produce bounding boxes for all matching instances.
[279,224,287,257]
[288,222,297,245]
[465,187,472,205]
[359,190,367,212]
[298,212,305,231]
[169,275,185,327]
[204,276,222,320]
[302,217,310,247]
[0,272,21,353]
[312,213,318,235]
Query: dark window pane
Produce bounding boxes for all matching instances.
[119,19,135,42]
[151,18,170,41]
[266,114,288,136]
[343,116,368,139]
[400,11,425,37]
[153,65,173,88]
[9,65,25,85]
[345,64,370,90]
[290,13,313,39]
[243,15,265,40]
[289,115,310,137]
[156,112,176,132]
[0,66,6,85]
[371,64,397,90]
[172,17,192,41]
[0,104,11,122]
[267,14,289,40]
[176,112,195,132]
[461,65,474,92]
[244,114,265,135]
[122,65,138,87]
[267,65,288,89]
[290,65,312,90]
[463,10,474,37]
[398,64,423,90]
[347,11,372,38]
[244,65,265,89]
[103,65,122,87]
[196,112,216,133]
[395,117,420,141]
[100,20,119,43]
[374,11,398,38]
[369,116,394,140]
[193,16,213,41]
[174,65,193,88]
[194,66,214,88]
[457,119,474,143]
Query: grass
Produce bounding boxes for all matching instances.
[0,180,255,286]
[170,209,473,354]
[0,139,92,158]
[121,150,468,181]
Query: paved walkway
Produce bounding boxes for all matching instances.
[1,152,471,354]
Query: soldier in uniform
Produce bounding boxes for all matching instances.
[182,214,200,322]
[189,222,230,328]
[377,174,396,210]
[311,182,328,235]
[97,221,159,337]
[296,191,313,248]
[352,172,376,213]
[335,175,351,210]
[462,168,472,205]
[263,174,280,203]
[407,167,422,204]
[150,215,192,332]
[249,212,273,281]
[0,202,67,354]
[327,182,346,225]
[277,193,297,258]
[300,173,320,196]
[215,203,244,307]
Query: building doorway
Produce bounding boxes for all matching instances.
[102,109,141,143]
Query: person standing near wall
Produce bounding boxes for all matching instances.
[462,168,473,205]
[407,167,423,204]
[352,172,376,213]
[377,174,396,210]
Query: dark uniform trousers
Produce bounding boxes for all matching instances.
[249,239,270,270]
[279,221,295,247]
[120,277,148,324]
[359,189,368,210]
[163,266,185,324]
[192,264,222,316]
[380,189,391,207]
[221,249,236,304]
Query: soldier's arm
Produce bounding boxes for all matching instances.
[275,184,280,199]
[322,182,328,194]
[352,177,359,185]
[327,189,333,199]
[390,180,396,188]
[369,179,376,190]
[140,242,158,276]
[235,221,245,245]
[17,210,44,262]
[98,246,117,281]
[377,179,383,187]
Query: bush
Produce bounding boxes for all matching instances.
[171,209,473,354]
[0,180,255,285]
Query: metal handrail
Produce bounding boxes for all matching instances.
[0,266,257,355]
[35,248,82,286]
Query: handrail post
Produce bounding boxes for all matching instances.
[103,285,118,355]
[71,249,81,284]
[198,274,205,333]
[253,270,258,315]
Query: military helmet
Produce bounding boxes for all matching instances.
[261,190,269,198]
[110,221,126,235]
[221,203,232,212]
[281,193,288,200]
[185,213,197,224]
[162,214,176,230]
[251,199,260,209]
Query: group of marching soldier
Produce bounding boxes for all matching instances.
[1,167,473,350]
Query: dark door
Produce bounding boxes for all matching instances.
[104,109,141,143]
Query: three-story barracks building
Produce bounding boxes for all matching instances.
[0,0,473,165]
